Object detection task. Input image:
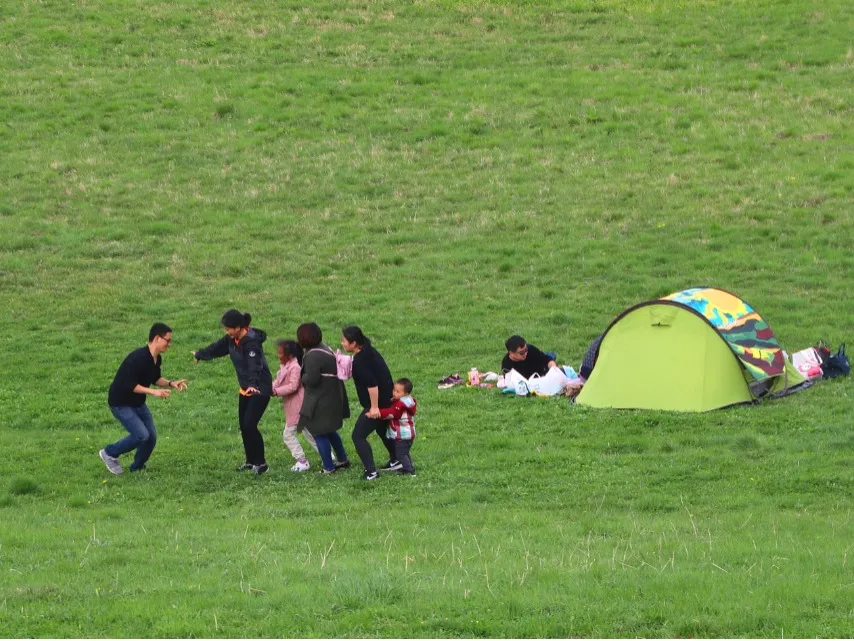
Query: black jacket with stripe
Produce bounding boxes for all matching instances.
[194,328,273,395]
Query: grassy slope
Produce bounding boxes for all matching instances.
[1,0,852,637]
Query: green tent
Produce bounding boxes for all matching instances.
[575,287,808,412]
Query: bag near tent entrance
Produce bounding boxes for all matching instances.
[575,286,810,412]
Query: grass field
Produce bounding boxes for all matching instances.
[1,0,853,637]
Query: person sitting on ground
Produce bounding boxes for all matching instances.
[500,335,557,379]
[378,378,418,476]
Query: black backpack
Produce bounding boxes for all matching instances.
[822,343,850,379]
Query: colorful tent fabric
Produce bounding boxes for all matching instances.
[575,287,808,412]
[663,287,787,382]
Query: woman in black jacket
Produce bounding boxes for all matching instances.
[193,309,273,475]
[296,323,351,474]
[340,326,399,481]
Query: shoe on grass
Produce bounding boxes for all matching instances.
[334,460,351,469]
[397,469,417,476]
[319,467,337,475]
[252,463,269,476]
[290,460,311,472]
[379,460,403,472]
[99,449,123,475]
[236,463,253,472]
[364,470,379,481]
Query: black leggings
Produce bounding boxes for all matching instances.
[351,409,397,474]
[238,394,270,465]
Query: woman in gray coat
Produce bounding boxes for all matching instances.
[297,323,351,474]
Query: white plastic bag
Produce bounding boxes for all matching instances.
[504,369,528,391]
[527,366,570,396]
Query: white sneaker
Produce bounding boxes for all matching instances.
[290,460,311,472]
[99,449,123,475]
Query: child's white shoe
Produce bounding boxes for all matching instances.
[291,460,311,472]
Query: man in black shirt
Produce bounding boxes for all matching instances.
[99,323,187,475]
[500,335,558,379]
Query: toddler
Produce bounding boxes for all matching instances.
[378,378,417,475]
[272,339,318,471]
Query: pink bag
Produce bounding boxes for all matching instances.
[335,349,353,381]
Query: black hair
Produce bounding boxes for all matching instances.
[276,339,304,366]
[221,309,251,329]
[396,377,413,394]
[342,325,370,348]
[149,322,172,343]
[296,322,323,350]
[505,335,526,352]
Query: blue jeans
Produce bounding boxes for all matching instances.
[106,405,157,471]
[314,431,348,472]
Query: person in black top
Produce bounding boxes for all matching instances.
[99,323,188,475]
[340,326,399,480]
[564,333,604,399]
[579,333,604,381]
[193,309,273,475]
[500,335,558,379]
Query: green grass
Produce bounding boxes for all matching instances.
[1,0,853,637]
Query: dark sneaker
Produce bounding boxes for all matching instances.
[364,470,379,481]
[99,449,123,475]
[397,469,417,476]
[438,373,462,386]
[236,463,253,472]
[252,463,269,476]
[379,460,403,472]
[129,464,147,473]
[319,467,336,475]
[334,460,351,469]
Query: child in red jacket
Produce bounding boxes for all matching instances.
[378,378,417,475]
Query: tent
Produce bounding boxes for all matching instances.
[575,287,809,412]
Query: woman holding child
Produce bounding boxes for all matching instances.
[341,326,400,481]
[296,323,351,474]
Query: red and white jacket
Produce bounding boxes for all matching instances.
[379,395,417,441]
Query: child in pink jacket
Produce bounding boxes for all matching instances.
[378,378,417,475]
[272,340,318,472]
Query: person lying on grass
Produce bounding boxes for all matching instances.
[500,335,558,379]
[563,333,603,398]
